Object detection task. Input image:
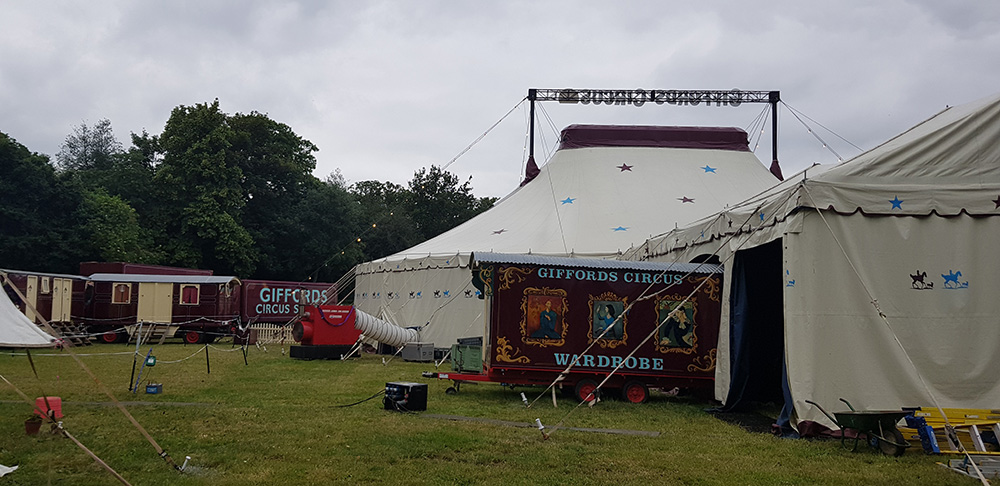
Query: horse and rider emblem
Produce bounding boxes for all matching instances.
[909,269,968,290]
[909,271,933,290]
[941,270,968,289]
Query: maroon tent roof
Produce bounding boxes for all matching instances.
[558,125,751,152]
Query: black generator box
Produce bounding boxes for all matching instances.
[384,382,427,412]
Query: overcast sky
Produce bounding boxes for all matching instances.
[3,1,999,198]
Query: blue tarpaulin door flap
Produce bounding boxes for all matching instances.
[716,241,790,434]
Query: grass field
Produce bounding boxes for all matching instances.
[0,343,977,485]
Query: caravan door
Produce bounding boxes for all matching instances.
[51,278,73,322]
[137,282,173,323]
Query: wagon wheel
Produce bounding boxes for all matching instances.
[183,330,203,344]
[574,379,600,403]
[445,387,458,395]
[620,381,648,404]
[876,426,907,457]
[100,331,123,344]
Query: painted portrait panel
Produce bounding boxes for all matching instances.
[655,297,698,354]
[587,292,628,349]
[521,288,568,347]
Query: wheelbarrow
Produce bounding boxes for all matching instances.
[805,398,911,456]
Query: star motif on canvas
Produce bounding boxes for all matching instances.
[560,197,576,204]
[702,165,717,173]
[889,196,903,209]
[678,196,695,203]
[993,195,1000,209]
[612,226,628,232]
[492,229,506,235]
[759,212,766,222]
[617,163,633,172]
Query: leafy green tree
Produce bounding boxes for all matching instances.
[349,179,422,260]
[408,165,496,240]
[228,111,325,280]
[152,100,257,275]
[0,132,89,273]
[264,175,365,283]
[55,118,122,172]
[78,189,160,263]
[54,120,161,263]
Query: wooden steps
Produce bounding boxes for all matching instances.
[47,321,92,346]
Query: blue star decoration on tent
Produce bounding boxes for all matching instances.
[678,196,694,203]
[443,290,450,297]
[702,165,716,173]
[492,229,506,235]
[617,163,633,171]
[786,270,795,287]
[889,196,903,209]
[993,195,1000,209]
[759,212,766,222]
[561,197,576,204]
[612,226,628,232]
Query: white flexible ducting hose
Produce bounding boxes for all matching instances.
[354,309,419,347]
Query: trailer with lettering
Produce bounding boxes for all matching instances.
[427,252,722,403]
[3,264,337,344]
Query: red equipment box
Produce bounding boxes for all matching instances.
[290,305,363,360]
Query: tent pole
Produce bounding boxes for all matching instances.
[769,91,783,180]
[528,88,537,160]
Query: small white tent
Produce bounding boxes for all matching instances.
[625,93,1000,431]
[356,125,780,347]
[1,286,56,348]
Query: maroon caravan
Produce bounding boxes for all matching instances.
[1,269,87,328]
[429,252,722,404]
[83,273,242,344]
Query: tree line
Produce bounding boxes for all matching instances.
[0,100,497,283]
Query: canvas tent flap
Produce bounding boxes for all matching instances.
[1,286,56,348]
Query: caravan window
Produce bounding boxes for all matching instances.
[181,285,200,305]
[112,283,131,304]
[41,277,50,294]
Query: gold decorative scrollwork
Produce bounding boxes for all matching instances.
[498,266,532,291]
[688,275,720,302]
[495,336,530,364]
[478,267,493,297]
[686,348,717,372]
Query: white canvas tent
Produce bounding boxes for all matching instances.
[355,125,780,347]
[625,93,1000,431]
[1,286,56,348]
